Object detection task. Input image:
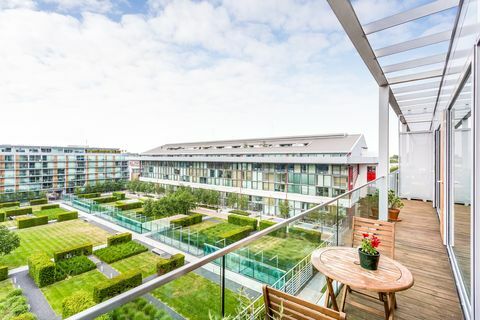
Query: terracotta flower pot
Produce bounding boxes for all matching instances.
[388,208,400,221]
[371,207,378,218]
[358,248,380,270]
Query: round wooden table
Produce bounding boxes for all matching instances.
[311,247,414,320]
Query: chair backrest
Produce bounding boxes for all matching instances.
[352,216,395,258]
[263,286,346,320]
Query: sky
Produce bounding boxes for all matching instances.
[0,0,452,154]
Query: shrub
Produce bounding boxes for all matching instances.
[0,265,7,281]
[289,226,322,244]
[57,211,78,222]
[115,202,142,211]
[94,241,148,263]
[28,253,56,287]
[93,271,142,303]
[228,214,258,230]
[0,201,19,209]
[39,204,59,210]
[110,298,171,320]
[62,291,95,318]
[91,196,117,204]
[107,233,132,246]
[259,220,287,237]
[0,213,5,222]
[156,253,185,275]
[29,198,47,206]
[56,256,96,277]
[5,207,32,217]
[54,243,93,261]
[170,213,203,227]
[11,312,37,320]
[17,216,48,229]
[113,192,126,200]
[199,223,253,246]
[77,192,101,199]
[229,209,250,216]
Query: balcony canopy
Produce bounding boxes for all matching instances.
[328,0,472,132]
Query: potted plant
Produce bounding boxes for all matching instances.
[388,190,404,222]
[358,233,381,270]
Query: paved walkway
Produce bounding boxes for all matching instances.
[13,270,60,320]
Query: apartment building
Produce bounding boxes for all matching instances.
[138,134,377,216]
[0,145,129,196]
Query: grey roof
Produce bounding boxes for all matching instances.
[143,133,365,156]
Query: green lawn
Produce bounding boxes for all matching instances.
[111,252,163,278]
[0,279,14,300]
[247,235,321,270]
[0,219,111,269]
[42,270,107,315]
[188,220,218,232]
[152,272,248,320]
[33,207,70,220]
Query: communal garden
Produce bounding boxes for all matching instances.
[0,279,36,320]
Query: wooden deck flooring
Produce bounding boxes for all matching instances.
[343,200,464,320]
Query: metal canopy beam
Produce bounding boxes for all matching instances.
[396,89,447,101]
[326,0,407,126]
[363,0,458,35]
[375,30,452,57]
[388,65,462,84]
[391,79,459,94]
[383,53,447,73]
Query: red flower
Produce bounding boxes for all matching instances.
[362,233,369,238]
[371,235,381,248]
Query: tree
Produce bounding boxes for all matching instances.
[226,193,237,208]
[238,195,249,210]
[0,226,20,256]
[279,200,290,219]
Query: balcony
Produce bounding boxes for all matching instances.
[62,176,464,320]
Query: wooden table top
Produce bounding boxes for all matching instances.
[311,247,414,293]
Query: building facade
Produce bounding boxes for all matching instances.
[0,145,129,196]
[139,134,377,216]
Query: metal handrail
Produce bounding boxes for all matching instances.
[68,176,384,319]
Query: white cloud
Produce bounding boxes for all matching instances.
[0,1,388,154]
[0,0,35,9]
[40,0,114,13]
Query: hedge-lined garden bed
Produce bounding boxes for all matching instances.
[29,198,48,206]
[228,209,250,216]
[17,216,48,229]
[56,256,96,278]
[199,223,253,246]
[0,201,19,209]
[91,196,117,204]
[228,214,257,230]
[93,271,142,302]
[170,213,203,227]
[77,193,101,199]
[5,207,32,217]
[114,201,142,211]
[33,207,70,221]
[107,233,132,246]
[94,241,148,263]
[57,211,78,222]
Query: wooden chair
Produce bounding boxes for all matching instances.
[263,285,346,320]
[340,216,396,314]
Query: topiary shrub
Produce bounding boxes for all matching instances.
[156,253,185,275]
[17,216,48,229]
[5,207,32,217]
[112,192,126,200]
[54,243,93,262]
[0,265,8,281]
[29,198,47,206]
[28,253,56,287]
[62,291,95,318]
[0,201,19,209]
[93,272,142,303]
[228,214,258,230]
[39,204,59,210]
[170,213,203,227]
[107,232,132,246]
[228,209,250,216]
[57,211,78,222]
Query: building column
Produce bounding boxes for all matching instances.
[378,85,390,221]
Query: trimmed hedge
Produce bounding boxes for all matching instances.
[28,252,56,287]
[0,201,19,209]
[114,201,142,211]
[91,196,117,204]
[259,220,287,237]
[54,243,93,261]
[11,313,37,320]
[157,253,185,275]
[17,216,48,229]
[228,214,258,231]
[57,211,78,222]
[289,226,322,244]
[0,265,7,281]
[0,212,5,222]
[5,207,32,217]
[29,198,47,206]
[56,256,96,277]
[229,209,250,216]
[39,204,59,210]
[113,192,126,200]
[77,192,101,199]
[200,224,253,246]
[62,291,95,318]
[170,213,203,227]
[107,232,132,246]
[94,241,148,263]
[93,271,142,303]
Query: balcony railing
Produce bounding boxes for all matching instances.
[67,177,383,320]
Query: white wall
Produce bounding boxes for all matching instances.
[399,132,434,201]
